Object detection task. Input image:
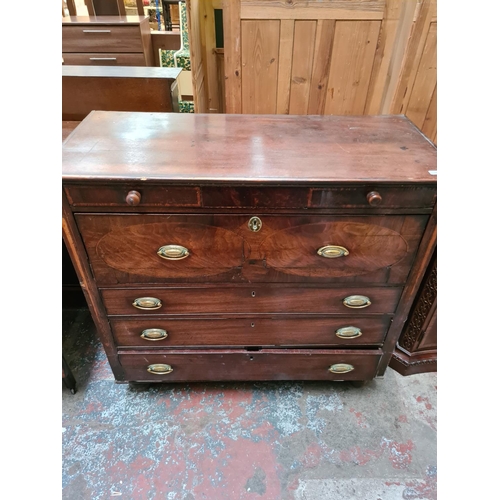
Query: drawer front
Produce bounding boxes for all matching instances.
[65,185,200,208]
[119,349,383,382]
[111,316,391,348]
[202,185,436,209]
[62,26,143,53]
[309,185,436,209]
[202,186,311,208]
[76,214,427,285]
[101,286,403,315]
[78,215,251,282]
[65,184,436,210]
[62,53,146,66]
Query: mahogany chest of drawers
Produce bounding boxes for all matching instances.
[62,15,154,67]
[62,111,437,385]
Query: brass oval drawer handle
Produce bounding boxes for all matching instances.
[329,363,354,374]
[317,245,349,258]
[141,328,168,341]
[132,297,163,310]
[147,364,173,375]
[343,295,372,309]
[335,326,362,339]
[157,245,190,260]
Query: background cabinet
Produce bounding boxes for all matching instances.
[62,15,154,66]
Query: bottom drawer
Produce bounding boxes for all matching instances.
[119,349,382,382]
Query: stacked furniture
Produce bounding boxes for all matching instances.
[62,112,437,386]
[62,15,154,66]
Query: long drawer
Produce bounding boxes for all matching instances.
[65,184,436,209]
[118,349,383,382]
[100,286,403,316]
[76,214,427,285]
[110,316,391,348]
[62,53,146,66]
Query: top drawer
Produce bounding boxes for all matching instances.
[64,184,436,210]
[62,25,143,53]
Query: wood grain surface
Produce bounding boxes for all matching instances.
[62,112,437,183]
[119,349,383,382]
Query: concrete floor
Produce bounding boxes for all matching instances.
[62,308,437,500]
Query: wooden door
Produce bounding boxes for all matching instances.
[391,0,437,143]
[221,0,436,118]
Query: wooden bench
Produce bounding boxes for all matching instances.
[62,65,182,121]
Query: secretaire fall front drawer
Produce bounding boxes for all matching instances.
[100,286,403,316]
[75,214,427,285]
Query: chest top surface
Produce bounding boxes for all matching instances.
[62,111,437,184]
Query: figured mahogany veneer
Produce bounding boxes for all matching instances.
[75,214,427,285]
[62,112,437,384]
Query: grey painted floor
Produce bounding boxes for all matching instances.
[62,308,437,499]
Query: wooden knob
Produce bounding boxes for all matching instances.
[366,191,382,206]
[126,190,141,206]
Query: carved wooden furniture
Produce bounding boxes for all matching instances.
[390,249,437,375]
[62,112,437,385]
[62,15,154,67]
[62,66,182,120]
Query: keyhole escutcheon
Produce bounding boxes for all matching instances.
[248,216,262,232]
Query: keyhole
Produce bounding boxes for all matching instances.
[251,322,255,327]
[248,216,262,232]
[249,356,254,361]
[251,291,256,297]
